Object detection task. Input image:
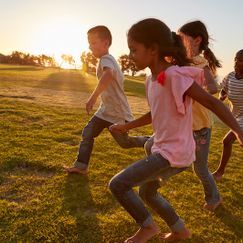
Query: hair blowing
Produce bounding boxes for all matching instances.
[128,18,190,66]
[179,20,222,74]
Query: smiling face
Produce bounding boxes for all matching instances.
[88,33,109,58]
[127,37,154,70]
[234,51,243,78]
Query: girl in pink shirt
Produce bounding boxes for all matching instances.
[109,18,243,242]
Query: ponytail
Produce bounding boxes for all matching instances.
[203,47,222,74]
[170,32,191,66]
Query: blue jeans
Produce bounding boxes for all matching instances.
[74,116,149,169]
[193,128,220,204]
[109,153,188,232]
[144,129,220,204]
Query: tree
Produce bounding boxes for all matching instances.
[118,54,138,76]
[0,51,57,67]
[60,54,75,68]
[80,51,98,73]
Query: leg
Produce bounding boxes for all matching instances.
[65,116,110,174]
[109,153,187,242]
[139,175,190,241]
[213,131,236,181]
[193,128,221,210]
[110,131,149,149]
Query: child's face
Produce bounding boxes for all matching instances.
[127,37,154,70]
[88,33,109,58]
[234,52,243,76]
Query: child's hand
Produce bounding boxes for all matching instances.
[109,124,127,133]
[86,96,97,114]
[219,90,227,101]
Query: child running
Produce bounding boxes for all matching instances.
[109,18,243,242]
[65,25,148,174]
[143,20,222,211]
[213,49,243,181]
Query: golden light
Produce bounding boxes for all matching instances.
[34,17,89,68]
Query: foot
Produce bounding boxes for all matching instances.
[160,228,191,242]
[63,166,88,175]
[212,171,223,182]
[124,222,160,243]
[203,198,223,212]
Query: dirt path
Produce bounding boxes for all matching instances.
[0,86,149,115]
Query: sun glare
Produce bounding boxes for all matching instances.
[34,18,89,68]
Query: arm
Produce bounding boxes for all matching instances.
[203,66,218,94]
[86,67,113,114]
[185,82,243,145]
[219,89,227,101]
[109,112,152,133]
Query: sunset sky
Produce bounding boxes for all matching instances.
[1,0,242,77]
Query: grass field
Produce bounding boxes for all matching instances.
[0,64,242,242]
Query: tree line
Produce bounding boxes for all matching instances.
[0,51,140,76]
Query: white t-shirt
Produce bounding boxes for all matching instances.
[94,54,134,124]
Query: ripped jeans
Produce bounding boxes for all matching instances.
[193,127,220,204]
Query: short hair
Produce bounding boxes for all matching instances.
[87,25,112,46]
[236,49,243,56]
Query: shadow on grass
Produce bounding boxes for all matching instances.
[0,156,58,173]
[215,205,243,239]
[35,71,93,93]
[0,67,44,71]
[62,174,103,242]
[0,94,35,100]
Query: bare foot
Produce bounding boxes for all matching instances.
[160,228,191,242]
[212,171,223,182]
[203,198,223,212]
[124,222,160,243]
[63,166,88,175]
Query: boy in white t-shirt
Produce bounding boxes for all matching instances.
[65,25,148,174]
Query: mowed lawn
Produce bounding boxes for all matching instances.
[0,64,242,242]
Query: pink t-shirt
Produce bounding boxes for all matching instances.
[146,65,204,167]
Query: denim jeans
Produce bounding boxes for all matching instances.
[74,115,149,169]
[145,129,220,204]
[109,153,188,232]
[193,128,220,204]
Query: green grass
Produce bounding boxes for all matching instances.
[0,64,242,242]
[0,64,146,97]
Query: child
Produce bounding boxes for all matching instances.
[65,25,148,174]
[213,49,243,181]
[141,20,222,211]
[109,18,243,242]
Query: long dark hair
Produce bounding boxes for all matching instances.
[179,20,222,74]
[128,18,190,66]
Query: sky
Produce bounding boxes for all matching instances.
[1,0,243,77]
